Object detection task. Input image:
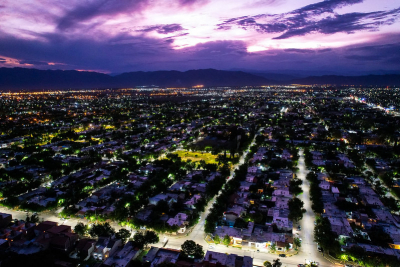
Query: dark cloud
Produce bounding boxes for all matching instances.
[138,24,186,34]
[18,60,49,65]
[178,0,209,7]
[217,0,400,39]
[318,48,332,53]
[56,0,210,30]
[344,42,400,64]
[252,0,283,5]
[294,0,363,15]
[345,54,382,61]
[57,0,150,30]
[284,49,315,53]
[274,8,400,39]
[0,27,399,74]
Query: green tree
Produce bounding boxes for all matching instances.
[74,222,87,237]
[213,234,220,245]
[234,217,247,228]
[88,222,115,238]
[144,230,159,248]
[133,232,146,249]
[204,218,217,234]
[272,258,282,267]
[289,178,303,195]
[270,242,276,252]
[314,217,340,255]
[294,237,301,249]
[115,228,131,243]
[263,261,272,267]
[181,240,204,259]
[223,235,231,247]
[288,197,306,222]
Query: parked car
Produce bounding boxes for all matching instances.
[298,265,305,267]
[278,254,286,257]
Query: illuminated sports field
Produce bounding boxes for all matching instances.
[173,150,218,164]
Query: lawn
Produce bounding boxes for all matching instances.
[173,150,218,164]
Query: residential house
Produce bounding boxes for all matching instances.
[202,251,253,267]
[143,247,180,267]
[167,213,189,234]
[92,237,122,261]
[103,241,140,267]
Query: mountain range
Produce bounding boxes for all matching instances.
[0,67,400,91]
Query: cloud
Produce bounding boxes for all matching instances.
[137,24,186,34]
[345,54,382,61]
[18,60,49,65]
[217,0,400,39]
[178,0,209,7]
[283,49,315,53]
[0,21,399,74]
[56,0,150,30]
[344,41,400,64]
[294,0,364,15]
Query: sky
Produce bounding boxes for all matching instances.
[0,0,400,75]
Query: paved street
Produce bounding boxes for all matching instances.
[296,149,330,266]
[164,148,337,266]
[0,137,339,266]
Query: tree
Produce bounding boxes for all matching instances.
[288,197,306,222]
[88,222,115,238]
[294,237,301,249]
[115,228,131,243]
[314,217,340,255]
[223,235,231,247]
[74,222,87,237]
[213,234,220,245]
[144,230,159,248]
[272,258,282,267]
[204,218,217,234]
[234,218,247,229]
[289,178,303,195]
[270,242,276,252]
[263,261,272,267]
[181,240,204,259]
[133,232,146,249]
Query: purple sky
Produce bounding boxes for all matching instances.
[1,0,400,74]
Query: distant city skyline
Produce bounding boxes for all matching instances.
[1,0,400,74]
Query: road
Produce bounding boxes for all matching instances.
[0,134,338,266]
[296,149,324,265]
[164,139,336,266]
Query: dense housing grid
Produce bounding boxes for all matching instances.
[0,86,399,267]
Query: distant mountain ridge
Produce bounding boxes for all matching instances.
[0,67,400,90]
[0,68,272,90]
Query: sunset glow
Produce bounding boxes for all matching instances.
[0,0,399,73]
